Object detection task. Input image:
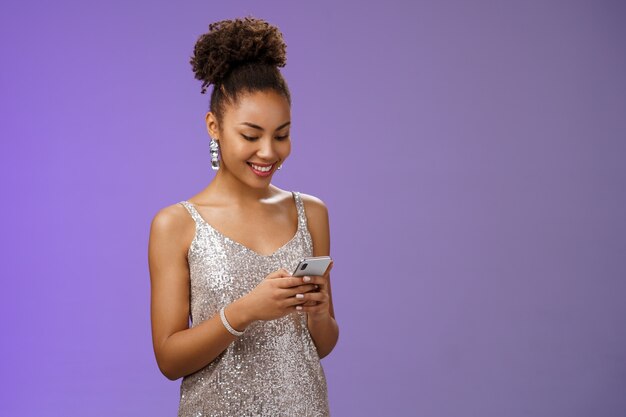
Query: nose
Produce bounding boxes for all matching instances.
[256,136,278,161]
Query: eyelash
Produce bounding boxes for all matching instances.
[241,134,289,141]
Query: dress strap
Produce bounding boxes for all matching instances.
[178,201,204,226]
[292,191,308,230]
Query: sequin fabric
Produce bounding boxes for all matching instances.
[176,191,330,417]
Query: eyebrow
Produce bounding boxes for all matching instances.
[238,121,291,131]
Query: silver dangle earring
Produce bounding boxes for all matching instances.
[277,163,282,170]
[210,137,220,171]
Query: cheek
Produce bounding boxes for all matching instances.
[226,142,250,157]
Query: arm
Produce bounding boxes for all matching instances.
[148,205,254,380]
[307,309,339,359]
[300,194,339,359]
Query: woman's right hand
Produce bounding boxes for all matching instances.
[241,268,318,322]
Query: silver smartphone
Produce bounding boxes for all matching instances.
[292,256,333,277]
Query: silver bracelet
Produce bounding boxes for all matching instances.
[219,306,244,337]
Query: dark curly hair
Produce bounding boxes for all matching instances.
[190,16,291,133]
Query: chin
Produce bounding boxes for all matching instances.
[247,179,272,188]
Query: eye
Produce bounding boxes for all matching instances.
[241,133,289,141]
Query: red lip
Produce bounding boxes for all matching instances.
[247,162,274,177]
[247,161,276,167]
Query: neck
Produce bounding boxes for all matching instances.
[206,166,277,205]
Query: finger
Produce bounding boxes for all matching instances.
[304,282,321,292]
[285,284,317,296]
[278,275,328,288]
[293,303,324,313]
[297,275,327,286]
[289,291,325,305]
[323,261,334,277]
[278,276,317,288]
[305,275,327,288]
[278,268,292,277]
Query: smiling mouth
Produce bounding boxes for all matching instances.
[247,162,275,176]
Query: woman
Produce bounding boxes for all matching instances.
[148,16,338,416]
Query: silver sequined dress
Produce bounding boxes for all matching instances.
[176,191,330,417]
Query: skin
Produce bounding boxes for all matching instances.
[148,90,339,381]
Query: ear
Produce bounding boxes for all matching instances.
[205,111,220,139]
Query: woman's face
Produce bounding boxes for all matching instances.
[208,90,291,189]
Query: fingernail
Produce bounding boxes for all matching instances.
[303,276,311,282]
[296,306,303,310]
[296,293,304,299]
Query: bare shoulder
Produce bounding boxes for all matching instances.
[150,202,189,234]
[298,192,330,256]
[298,192,329,217]
[149,202,195,257]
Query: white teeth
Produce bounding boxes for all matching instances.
[250,163,272,172]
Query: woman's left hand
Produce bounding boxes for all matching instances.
[295,261,334,321]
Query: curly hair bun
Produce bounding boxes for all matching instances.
[190,16,287,94]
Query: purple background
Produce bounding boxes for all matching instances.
[2,0,625,416]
